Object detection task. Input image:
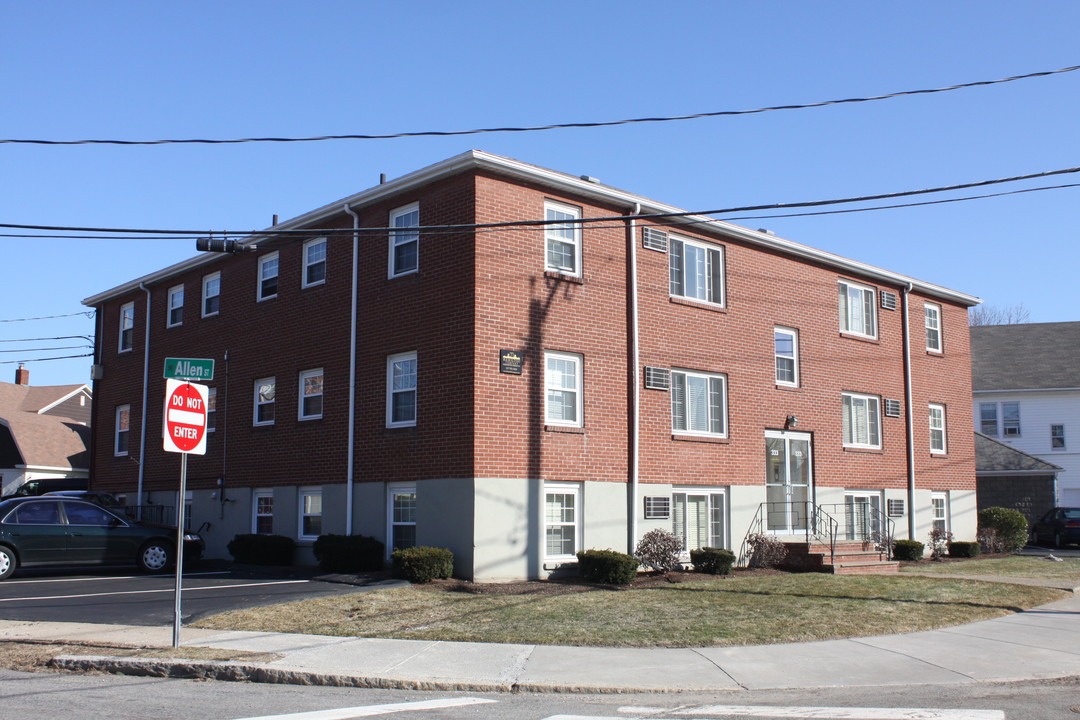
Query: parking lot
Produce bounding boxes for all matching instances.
[0,565,397,625]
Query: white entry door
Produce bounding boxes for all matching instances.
[765,430,813,534]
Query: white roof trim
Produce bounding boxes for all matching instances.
[83,150,981,307]
[36,385,92,415]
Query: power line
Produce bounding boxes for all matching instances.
[0,163,1078,239]
[1,64,1076,147]
[0,345,91,353]
[0,353,92,365]
[0,335,93,343]
[0,311,94,323]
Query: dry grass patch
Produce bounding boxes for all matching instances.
[0,640,278,673]
[192,573,1066,648]
[900,555,1080,580]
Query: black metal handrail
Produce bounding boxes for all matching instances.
[738,501,839,566]
[819,502,895,559]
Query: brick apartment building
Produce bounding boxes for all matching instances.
[83,151,979,580]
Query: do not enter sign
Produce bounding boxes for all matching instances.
[163,379,209,455]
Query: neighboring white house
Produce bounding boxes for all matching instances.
[971,322,1080,506]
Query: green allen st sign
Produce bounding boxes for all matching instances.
[163,357,215,381]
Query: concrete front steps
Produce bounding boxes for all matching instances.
[782,540,900,575]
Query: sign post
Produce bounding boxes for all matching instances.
[163,377,209,648]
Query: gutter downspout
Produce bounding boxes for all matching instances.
[627,204,641,553]
[343,204,360,535]
[901,283,916,540]
[137,283,152,512]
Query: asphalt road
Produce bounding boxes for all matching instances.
[0,565,399,625]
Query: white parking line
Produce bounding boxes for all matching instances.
[2,570,232,585]
[612,706,1004,720]
[230,697,497,720]
[0,579,311,602]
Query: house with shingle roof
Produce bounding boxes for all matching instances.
[0,365,92,497]
[975,432,1061,525]
[971,322,1080,506]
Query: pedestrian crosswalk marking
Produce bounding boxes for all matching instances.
[229,697,497,720]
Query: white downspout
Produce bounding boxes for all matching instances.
[343,204,360,535]
[628,203,641,553]
[901,283,916,540]
[137,283,152,511]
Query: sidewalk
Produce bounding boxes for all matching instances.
[2,578,1079,693]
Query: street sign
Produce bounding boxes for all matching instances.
[163,357,215,381]
[163,379,209,455]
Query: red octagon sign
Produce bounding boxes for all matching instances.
[163,380,208,455]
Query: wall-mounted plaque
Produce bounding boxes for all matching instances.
[500,349,523,375]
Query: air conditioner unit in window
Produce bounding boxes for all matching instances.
[642,227,669,252]
[644,496,671,519]
[884,399,902,417]
[644,366,670,390]
[887,499,905,516]
[880,291,898,310]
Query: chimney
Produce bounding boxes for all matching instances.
[15,363,29,386]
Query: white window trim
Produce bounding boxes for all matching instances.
[206,387,217,433]
[252,489,273,534]
[298,487,323,541]
[544,482,581,561]
[544,350,584,428]
[838,279,877,339]
[258,251,279,301]
[302,237,327,289]
[386,482,417,559]
[202,271,221,318]
[1052,424,1066,451]
[1002,401,1021,437]
[118,302,135,353]
[671,368,728,437]
[774,326,799,387]
[166,285,184,328]
[924,302,943,353]
[931,491,950,534]
[842,392,882,449]
[929,403,947,454]
[671,489,728,553]
[253,376,276,426]
[386,352,417,428]
[544,200,582,277]
[669,235,725,307]
[388,202,420,278]
[298,368,324,421]
[114,404,130,456]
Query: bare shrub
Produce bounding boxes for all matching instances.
[746,533,788,569]
[634,529,683,574]
[928,528,954,561]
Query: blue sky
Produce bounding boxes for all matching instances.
[3,2,1078,387]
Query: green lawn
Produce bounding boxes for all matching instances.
[193,572,1066,648]
[900,555,1080,580]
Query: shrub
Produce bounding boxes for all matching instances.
[576,549,639,585]
[391,546,454,583]
[313,534,384,573]
[226,534,295,566]
[948,541,981,558]
[928,528,954,561]
[892,539,925,561]
[978,507,1028,553]
[745,533,788,569]
[634,528,684,574]
[690,546,735,575]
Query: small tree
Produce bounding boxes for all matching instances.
[969,303,1031,326]
[928,527,953,561]
[634,528,683,574]
[978,507,1028,553]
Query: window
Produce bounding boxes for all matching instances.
[838,280,877,338]
[206,387,217,432]
[924,303,943,352]
[1002,402,1021,436]
[386,352,417,427]
[544,484,580,559]
[544,351,583,427]
[303,237,327,288]
[929,403,946,454]
[64,502,116,526]
[114,404,130,456]
[979,402,999,436]
[774,327,799,386]
[842,392,881,448]
[931,492,949,534]
[258,252,279,301]
[671,369,726,436]
[298,488,322,540]
[670,236,724,305]
[1052,424,1066,450]
[167,285,184,327]
[672,491,726,552]
[389,203,420,277]
[202,271,221,317]
[299,368,323,420]
[252,490,273,534]
[544,201,581,276]
[118,302,134,352]
[253,377,275,426]
[388,485,417,552]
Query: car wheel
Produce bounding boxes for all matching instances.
[137,541,173,572]
[0,545,15,580]
[1054,532,1064,550]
